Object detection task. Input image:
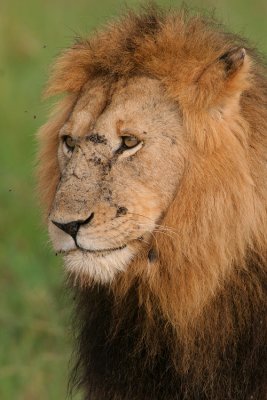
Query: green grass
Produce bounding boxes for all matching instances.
[1,0,266,398]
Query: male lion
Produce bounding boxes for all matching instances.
[38,7,267,400]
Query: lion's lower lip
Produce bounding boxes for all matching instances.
[76,244,127,254]
[59,236,144,256]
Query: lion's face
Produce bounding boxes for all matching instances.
[48,77,185,282]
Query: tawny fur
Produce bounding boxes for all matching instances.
[37,6,267,400]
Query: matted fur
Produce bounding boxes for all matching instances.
[38,6,267,400]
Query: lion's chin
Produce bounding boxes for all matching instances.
[63,246,135,284]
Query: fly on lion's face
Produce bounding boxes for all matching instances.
[48,76,186,282]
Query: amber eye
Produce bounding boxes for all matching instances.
[121,136,140,149]
[63,135,76,151]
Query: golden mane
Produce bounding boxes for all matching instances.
[38,6,267,399]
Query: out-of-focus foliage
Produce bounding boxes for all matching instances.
[0,0,266,398]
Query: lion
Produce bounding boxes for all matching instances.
[37,7,267,400]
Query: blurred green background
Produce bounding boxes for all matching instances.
[0,0,266,399]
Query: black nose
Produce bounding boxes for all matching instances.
[52,213,94,240]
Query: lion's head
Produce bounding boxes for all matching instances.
[38,8,267,332]
[46,76,185,283]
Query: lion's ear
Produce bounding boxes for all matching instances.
[216,47,250,100]
[218,47,246,78]
[178,47,252,152]
[194,47,251,110]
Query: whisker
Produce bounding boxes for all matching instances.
[126,218,179,239]
[127,212,179,235]
[135,224,177,241]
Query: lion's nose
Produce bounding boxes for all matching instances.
[52,212,94,240]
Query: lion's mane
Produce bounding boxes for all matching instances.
[38,6,267,400]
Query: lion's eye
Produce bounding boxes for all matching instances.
[63,135,76,151]
[121,136,140,149]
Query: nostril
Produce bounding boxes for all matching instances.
[52,212,94,239]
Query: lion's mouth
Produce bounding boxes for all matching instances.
[75,234,147,256]
[56,235,145,257]
[59,243,128,257]
[77,243,127,255]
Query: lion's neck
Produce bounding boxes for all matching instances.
[70,255,266,399]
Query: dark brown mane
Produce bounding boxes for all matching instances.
[69,255,267,399]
